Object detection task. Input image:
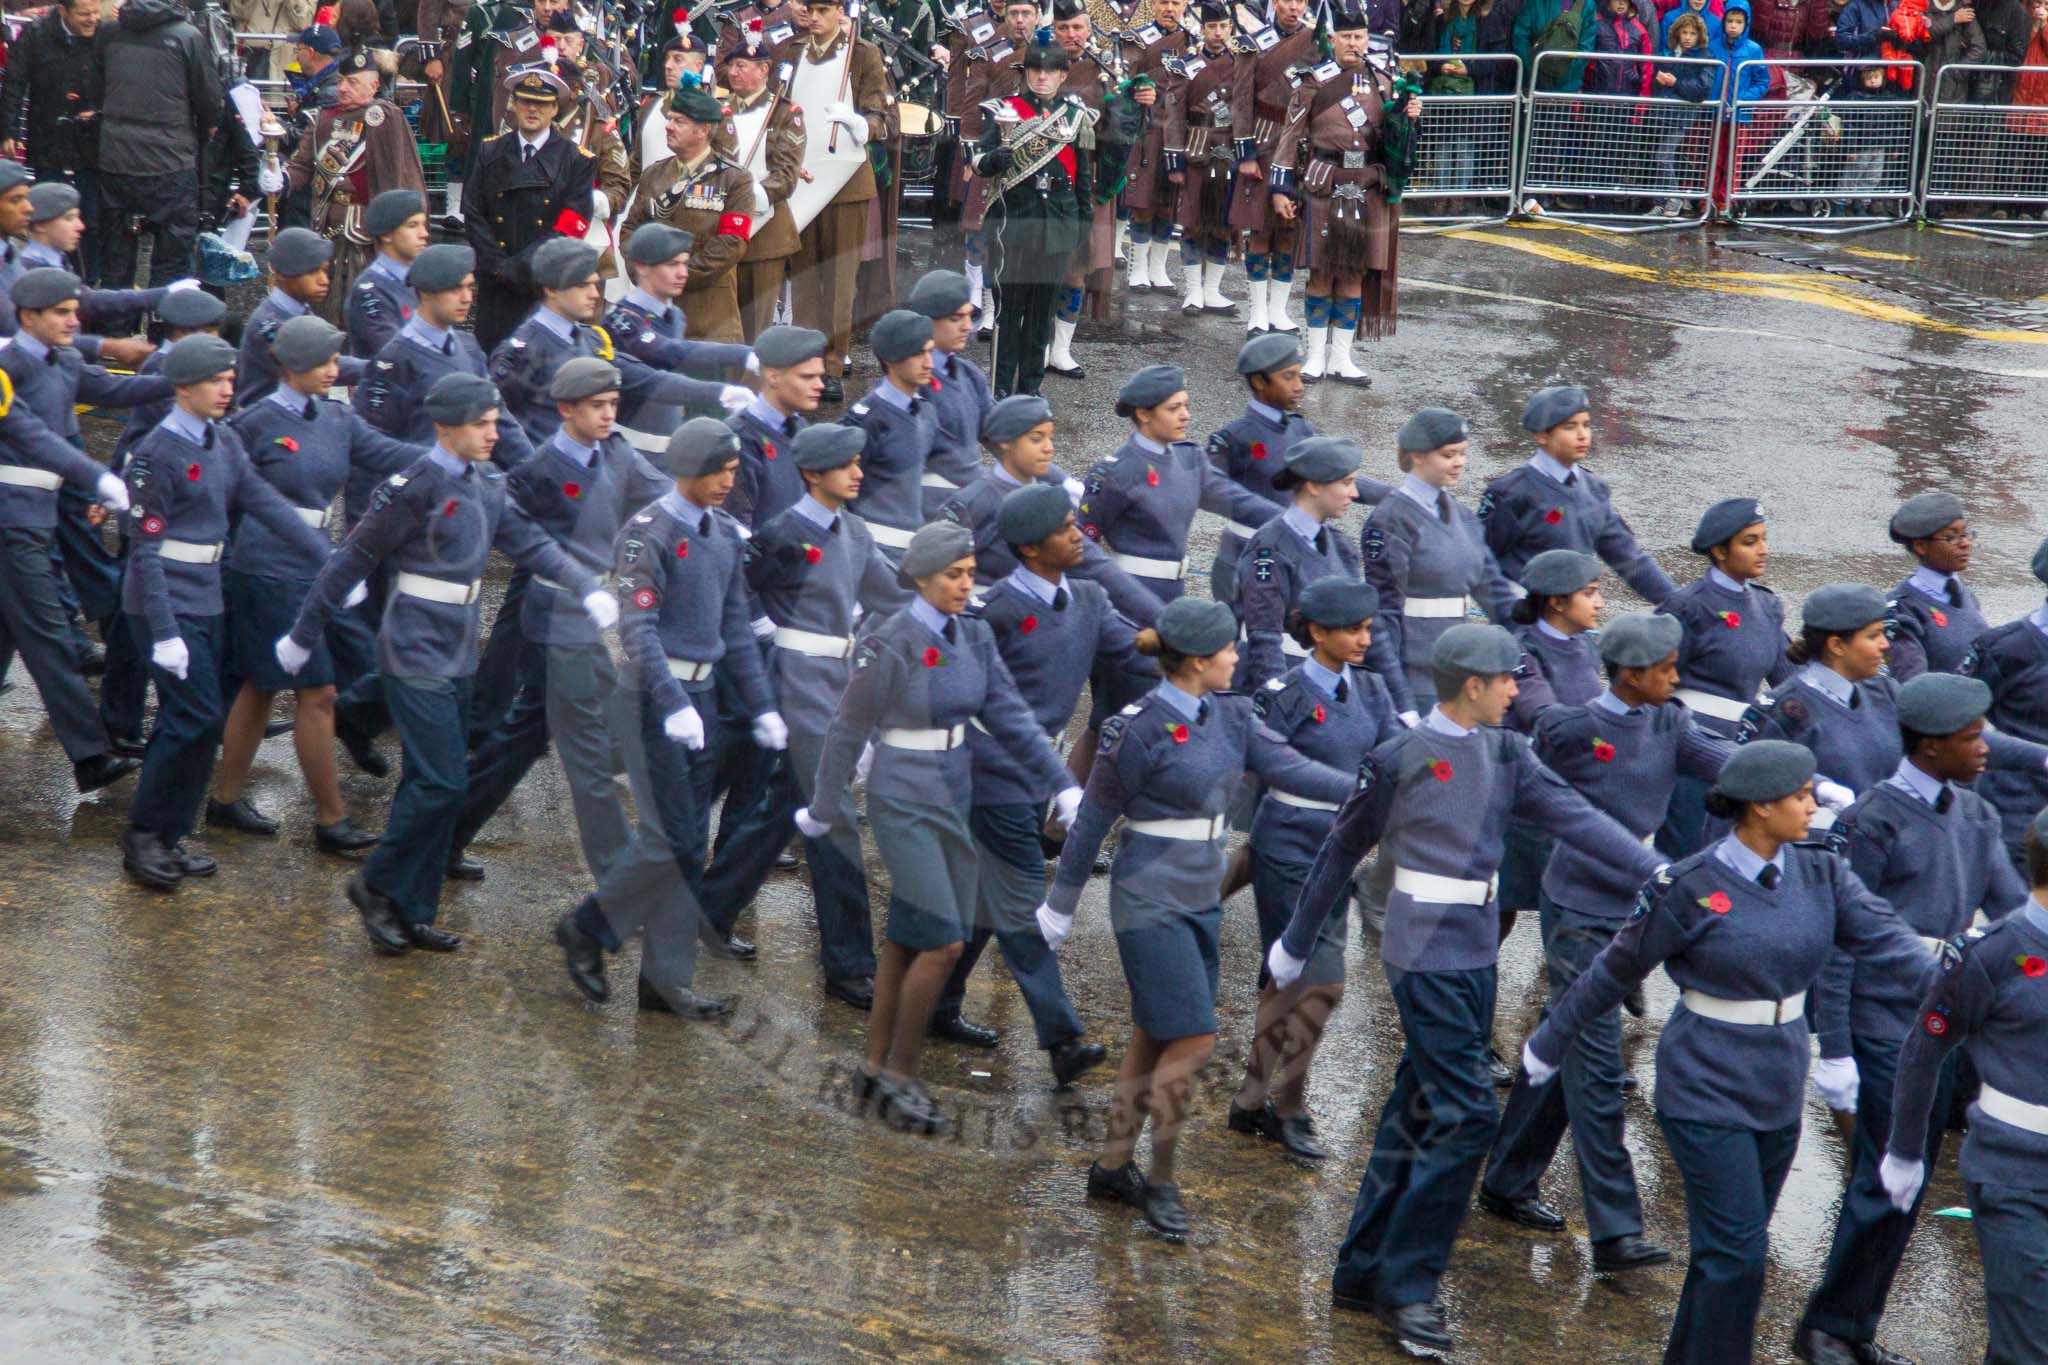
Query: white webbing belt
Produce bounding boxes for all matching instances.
[1271,790,1340,812]
[1681,988,1806,1025]
[1978,1083,2048,1135]
[159,539,225,565]
[616,425,671,455]
[869,522,916,550]
[1676,688,1751,723]
[1402,595,1467,619]
[774,627,853,658]
[294,505,333,528]
[880,723,965,750]
[1109,551,1187,580]
[1393,866,1496,905]
[0,465,62,490]
[1128,814,1225,840]
[394,571,481,605]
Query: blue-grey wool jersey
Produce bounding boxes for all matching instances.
[487,314,708,447]
[289,455,595,678]
[1655,574,1792,736]
[603,292,750,438]
[0,343,167,529]
[1078,433,1279,601]
[1250,664,1404,867]
[1478,461,1676,605]
[1888,912,2048,1189]
[1530,844,1930,1130]
[112,345,175,471]
[1359,490,1519,713]
[840,383,938,542]
[743,504,910,733]
[352,320,539,516]
[1279,722,1664,972]
[1884,573,1988,682]
[226,395,420,579]
[726,405,807,530]
[235,288,367,405]
[345,258,419,359]
[122,419,337,640]
[508,431,671,646]
[613,498,773,719]
[0,336,170,448]
[922,350,994,514]
[1505,623,1604,731]
[813,606,1066,812]
[937,468,1165,627]
[1234,513,1360,691]
[1965,618,2048,856]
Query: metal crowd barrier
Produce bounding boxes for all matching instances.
[1396,53,1523,232]
[1923,64,2048,240]
[1725,59,1921,235]
[1517,51,1724,233]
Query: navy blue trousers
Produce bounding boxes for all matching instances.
[126,613,226,842]
[366,674,472,924]
[55,488,122,626]
[935,800,1086,1050]
[468,571,530,745]
[1657,1114,1801,1365]
[0,526,111,762]
[1973,1180,2048,1365]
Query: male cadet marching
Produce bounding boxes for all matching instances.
[902,269,993,517]
[119,335,338,892]
[345,189,432,359]
[1228,0,1318,336]
[1116,0,1191,297]
[622,82,760,346]
[462,65,598,352]
[15,181,167,359]
[552,418,788,1019]
[1205,332,1314,605]
[718,24,808,342]
[238,228,369,407]
[955,0,1035,324]
[785,0,891,404]
[276,372,615,956]
[728,324,828,529]
[1168,1,1243,315]
[603,223,757,460]
[841,309,938,564]
[1234,436,1366,692]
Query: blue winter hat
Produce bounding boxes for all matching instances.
[1117,364,1186,412]
[1156,596,1237,656]
[792,422,864,471]
[1398,407,1467,453]
[998,482,1073,547]
[1272,436,1362,490]
[424,372,502,425]
[981,393,1054,445]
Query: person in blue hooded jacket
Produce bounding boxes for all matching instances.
[1708,0,1770,210]
[1833,0,1896,55]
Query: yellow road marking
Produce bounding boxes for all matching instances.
[1842,246,1916,261]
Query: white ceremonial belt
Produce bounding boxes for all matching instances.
[1393,866,1497,905]
[294,505,334,528]
[1224,519,1261,538]
[666,658,713,681]
[615,424,672,455]
[921,472,959,490]
[869,522,917,549]
[1977,1083,2048,1135]
[1919,935,1946,955]
[1271,790,1340,812]
[1676,688,1751,723]
[1110,551,1187,580]
[1810,807,1838,832]
[395,571,482,605]
[1681,988,1806,1025]
[1128,814,1226,840]
[774,627,854,658]
[0,465,63,490]
[968,716,1059,745]
[881,723,965,750]
[160,538,225,565]
[1403,595,1468,619]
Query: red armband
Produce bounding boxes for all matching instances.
[554,208,591,237]
[718,212,753,240]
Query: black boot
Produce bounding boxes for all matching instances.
[121,828,181,890]
[554,910,610,1002]
[74,752,140,793]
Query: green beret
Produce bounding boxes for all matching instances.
[1298,576,1379,627]
[1897,672,1991,736]
[998,482,1072,547]
[1691,497,1764,554]
[268,227,334,278]
[1432,622,1522,676]
[1598,612,1683,668]
[10,266,80,312]
[1888,491,1965,545]
[669,85,724,122]
[549,356,623,402]
[1521,384,1590,433]
[365,189,427,238]
[162,334,239,385]
[899,519,976,580]
[271,314,345,373]
[408,243,475,293]
[1711,739,1816,804]
[792,422,864,471]
[1156,596,1237,656]
[424,372,502,425]
[664,416,744,477]
[1520,548,1602,598]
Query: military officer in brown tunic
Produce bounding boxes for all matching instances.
[1164,2,1242,314]
[1227,0,1318,334]
[956,0,1038,323]
[718,30,807,342]
[1270,1,1419,385]
[623,85,759,345]
[783,0,890,404]
[1117,0,1190,296]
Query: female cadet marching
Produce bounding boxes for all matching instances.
[1165,1,1243,316]
[1233,437,1363,693]
[1521,741,1933,1365]
[1268,0,1421,385]
[1881,490,1986,682]
[1964,537,2048,867]
[801,521,1081,1137]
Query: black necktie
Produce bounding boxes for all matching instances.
[1935,786,1954,814]
[1947,580,1964,608]
[1196,699,1211,725]
[784,415,798,438]
[1312,527,1329,555]
[523,143,536,163]
[303,399,317,420]
[942,619,956,644]
[42,348,55,366]
[664,307,678,328]
[1564,469,1578,488]
[1758,864,1781,891]
[1334,677,1349,703]
[699,513,712,536]
[1053,587,1069,611]
[1437,493,1452,524]
[827,515,840,534]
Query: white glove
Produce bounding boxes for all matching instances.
[1265,939,1306,989]
[794,805,832,839]
[751,182,775,216]
[1036,901,1072,951]
[1879,1153,1926,1213]
[152,636,190,680]
[664,706,706,751]
[1522,1039,1559,1087]
[827,102,868,143]
[744,350,761,375]
[751,710,789,751]
[274,634,312,675]
[257,164,285,195]
[165,277,202,294]
[718,383,753,416]
[1053,785,1082,831]
[342,581,369,609]
[1815,779,1854,811]
[95,472,130,512]
[1399,709,1422,728]
[854,740,875,784]
[582,589,619,630]
[1812,1055,1860,1112]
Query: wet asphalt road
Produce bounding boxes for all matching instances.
[4,221,2043,1361]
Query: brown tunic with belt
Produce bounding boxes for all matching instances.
[1271,58,1402,332]
[1117,17,1190,219]
[624,150,759,343]
[410,0,471,151]
[1163,39,1240,235]
[1225,17,1320,233]
[285,98,428,241]
[955,33,1025,231]
[718,86,805,263]
[1057,46,1118,317]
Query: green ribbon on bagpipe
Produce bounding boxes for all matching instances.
[1379,70,1425,205]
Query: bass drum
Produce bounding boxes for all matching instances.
[898,101,941,208]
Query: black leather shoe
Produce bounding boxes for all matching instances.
[1046,358,1086,380]
[637,976,733,1019]
[1275,1111,1329,1161]
[78,640,106,675]
[1791,1327,1867,1365]
[207,796,279,835]
[1487,1044,1514,1088]
[554,912,610,1003]
[74,752,140,793]
[1853,1343,1916,1365]
[445,852,485,881]
[347,875,410,955]
[1593,1234,1672,1272]
[338,722,390,777]
[824,974,874,1010]
[121,828,181,891]
[773,849,800,871]
[1049,1038,1106,1088]
[1086,1160,1146,1208]
[877,1075,950,1135]
[819,375,844,405]
[314,818,380,854]
[1476,1187,1566,1231]
[263,717,295,739]
[714,932,757,961]
[1228,1100,1278,1138]
[168,841,216,877]
[1621,1070,1640,1093]
[1374,1301,1454,1355]
[110,734,149,759]
[929,1009,999,1048]
[1140,1181,1190,1240]
[402,922,462,952]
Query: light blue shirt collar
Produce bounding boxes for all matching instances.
[792,494,837,530]
[1890,757,1949,808]
[1528,450,1575,484]
[661,488,712,529]
[872,380,913,412]
[425,444,469,477]
[1907,564,1956,599]
[20,240,63,269]
[1398,474,1446,514]
[990,462,1025,489]
[1707,566,1749,594]
[2032,602,2048,638]
[1301,656,1344,697]
[551,431,597,467]
[1800,662,1854,707]
[534,306,577,341]
[746,395,792,432]
[403,316,451,349]
[1132,432,1168,457]
[1535,618,1574,642]
[1005,565,1063,605]
[1153,679,1202,721]
[1713,834,1785,880]
[1281,506,1324,544]
[267,385,313,415]
[908,596,954,638]
[265,286,307,318]
[1591,689,1638,716]
[369,252,412,281]
[161,406,211,444]
[1246,398,1287,426]
[518,127,551,156]
[1423,706,1475,738]
[625,286,676,320]
[12,330,50,363]
[2024,897,2048,938]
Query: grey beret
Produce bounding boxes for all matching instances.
[1398,407,1468,454]
[1156,596,1238,656]
[10,266,79,311]
[0,162,30,193]
[982,393,1054,445]
[365,189,427,239]
[1521,548,1602,598]
[408,243,476,293]
[531,238,601,291]
[549,356,623,402]
[792,422,864,471]
[1272,435,1362,491]
[755,324,827,368]
[1117,364,1186,411]
[423,372,502,425]
[1598,612,1683,668]
[664,416,744,477]
[1888,490,1966,545]
[1801,582,1886,635]
[1691,497,1764,553]
[1298,575,1379,627]
[1897,672,1992,736]
[156,286,226,330]
[268,227,334,277]
[626,222,694,266]
[26,181,79,223]
[1432,622,1522,676]
[905,268,972,318]
[2034,536,2048,586]
[1521,384,1591,433]
[271,314,345,373]
[162,334,239,385]
[1236,331,1304,376]
[870,309,933,364]
[2034,805,2048,848]
[899,519,976,580]
[1711,739,1816,805]
[998,482,1072,547]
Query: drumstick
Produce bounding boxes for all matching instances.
[827,8,857,154]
